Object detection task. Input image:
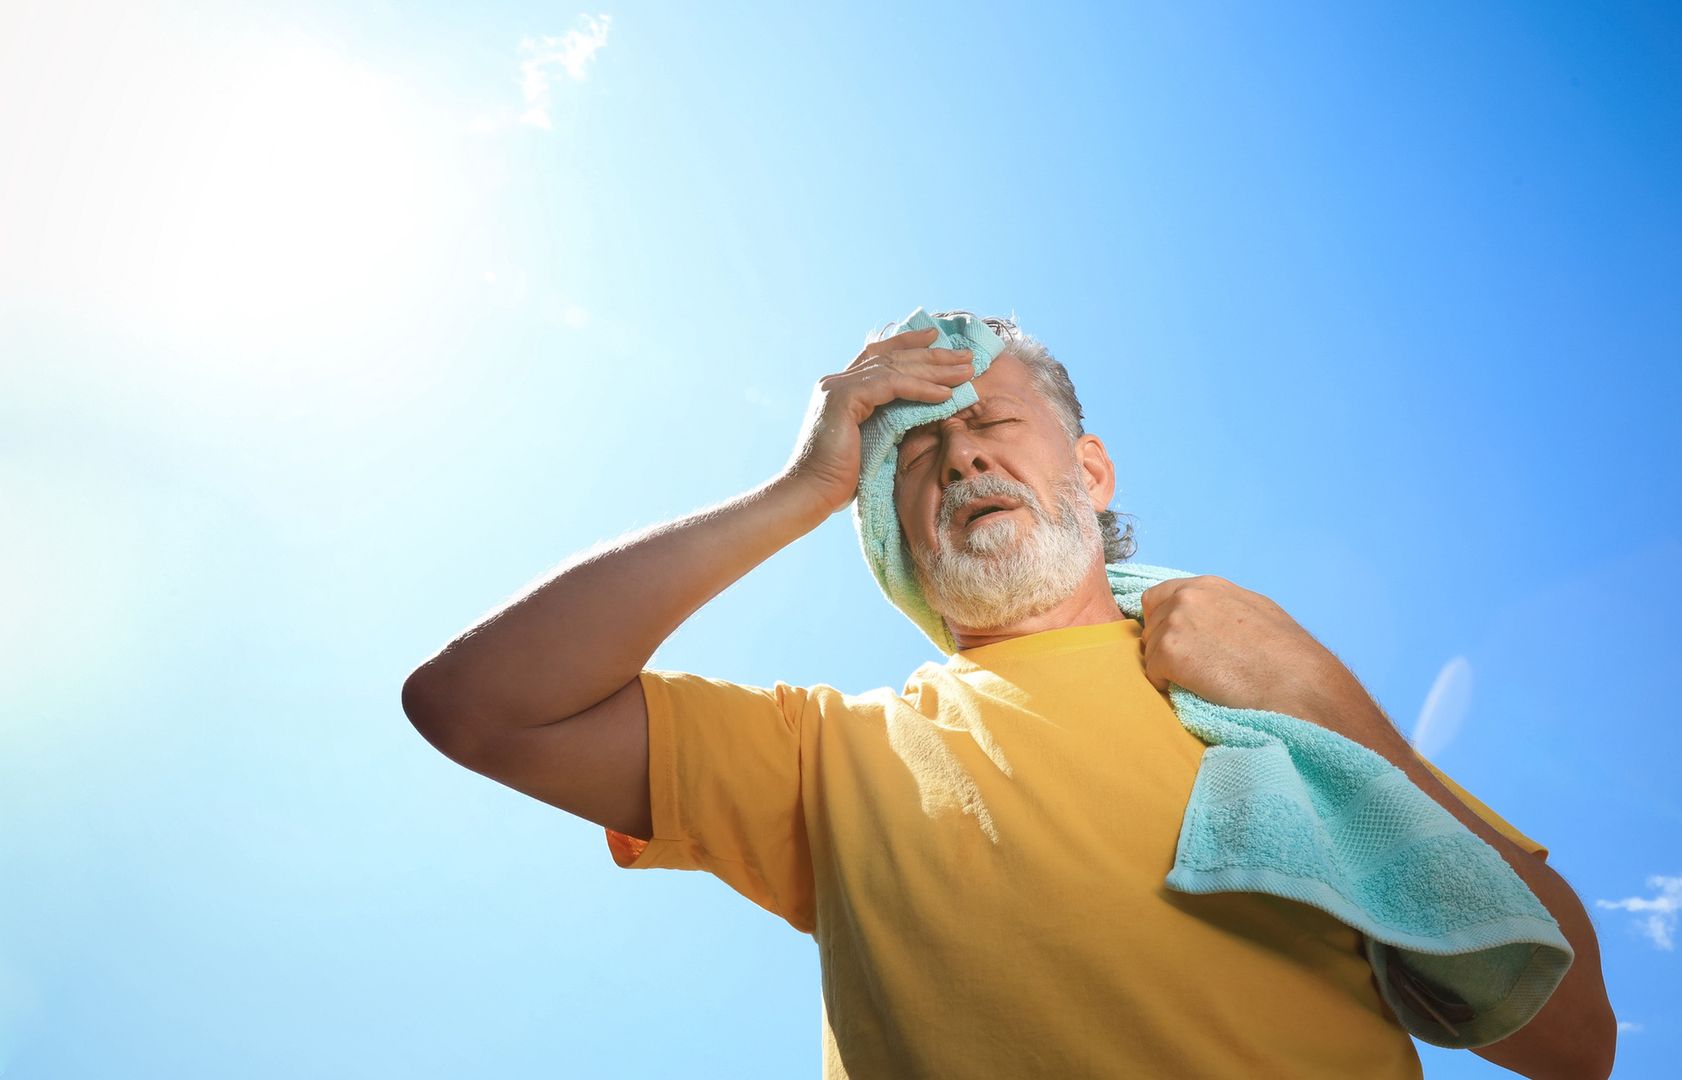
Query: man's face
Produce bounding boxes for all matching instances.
[891,353,1105,630]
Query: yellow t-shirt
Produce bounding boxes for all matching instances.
[605,618,1547,1078]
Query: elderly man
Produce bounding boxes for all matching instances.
[402,314,1615,1078]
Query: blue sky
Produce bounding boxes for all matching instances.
[1,1,1678,1076]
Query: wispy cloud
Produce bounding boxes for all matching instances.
[519,14,612,130]
[1617,1020,1643,1034]
[1596,875,1682,950]
[1410,656,1472,758]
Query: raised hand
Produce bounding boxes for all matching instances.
[778,325,975,516]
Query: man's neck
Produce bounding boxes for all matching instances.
[946,564,1125,651]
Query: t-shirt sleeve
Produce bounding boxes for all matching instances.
[602,668,817,934]
[1413,754,1549,862]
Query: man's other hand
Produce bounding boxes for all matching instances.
[1138,575,1369,731]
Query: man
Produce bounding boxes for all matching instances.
[402,314,1616,1078]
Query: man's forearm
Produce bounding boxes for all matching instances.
[405,474,831,729]
[1296,680,1618,1079]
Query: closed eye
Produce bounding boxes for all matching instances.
[898,420,1018,473]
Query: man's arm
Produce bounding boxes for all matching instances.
[400,327,975,829]
[1138,576,1618,1079]
[1291,680,1617,1080]
[402,476,830,752]
[401,479,829,834]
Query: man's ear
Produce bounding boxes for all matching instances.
[1074,434,1116,511]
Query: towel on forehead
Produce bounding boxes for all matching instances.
[850,306,1010,654]
[847,305,1575,1049]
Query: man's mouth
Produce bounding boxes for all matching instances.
[956,497,1021,527]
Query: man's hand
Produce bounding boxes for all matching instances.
[1138,575,1368,732]
[779,325,975,517]
[1140,577,1619,1078]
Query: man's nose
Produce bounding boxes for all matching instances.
[939,426,994,488]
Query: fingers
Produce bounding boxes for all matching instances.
[850,326,966,369]
[884,325,940,348]
[847,364,968,409]
[867,346,975,376]
[1139,605,1172,694]
[874,378,958,404]
[847,346,973,375]
[1140,577,1194,624]
[850,326,936,367]
[830,348,973,408]
[827,325,979,425]
[1141,636,1170,694]
[862,353,973,379]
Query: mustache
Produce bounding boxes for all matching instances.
[937,473,1044,531]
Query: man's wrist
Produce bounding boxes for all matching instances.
[763,471,848,531]
[1287,664,1414,761]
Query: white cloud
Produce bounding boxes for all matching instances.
[519,14,612,130]
[1617,1020,1643,1034]
[1410,655,1472,758]
[1597,875,1682,950]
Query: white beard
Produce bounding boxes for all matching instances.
[909,469,1103,632]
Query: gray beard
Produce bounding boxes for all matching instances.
[909,470,1103,633]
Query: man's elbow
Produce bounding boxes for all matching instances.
[1559,1029,1617,1080]
[1474,999,1617,1080]
[402,666,487,766]
[1548,997,1618,1080]
[1582,1009,1619,1080]
[1535,1009,1617,1080]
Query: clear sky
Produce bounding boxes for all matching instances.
[2,1,1678,1076]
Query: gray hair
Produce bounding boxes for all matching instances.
[869,310,1137,563]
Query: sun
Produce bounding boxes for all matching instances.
[144,33,440,338]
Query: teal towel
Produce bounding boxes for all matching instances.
[852,306,1575,1049]
[853,306,1011,654]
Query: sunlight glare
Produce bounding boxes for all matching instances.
[150,35,436,336]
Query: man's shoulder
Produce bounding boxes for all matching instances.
[892,656,961,698]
